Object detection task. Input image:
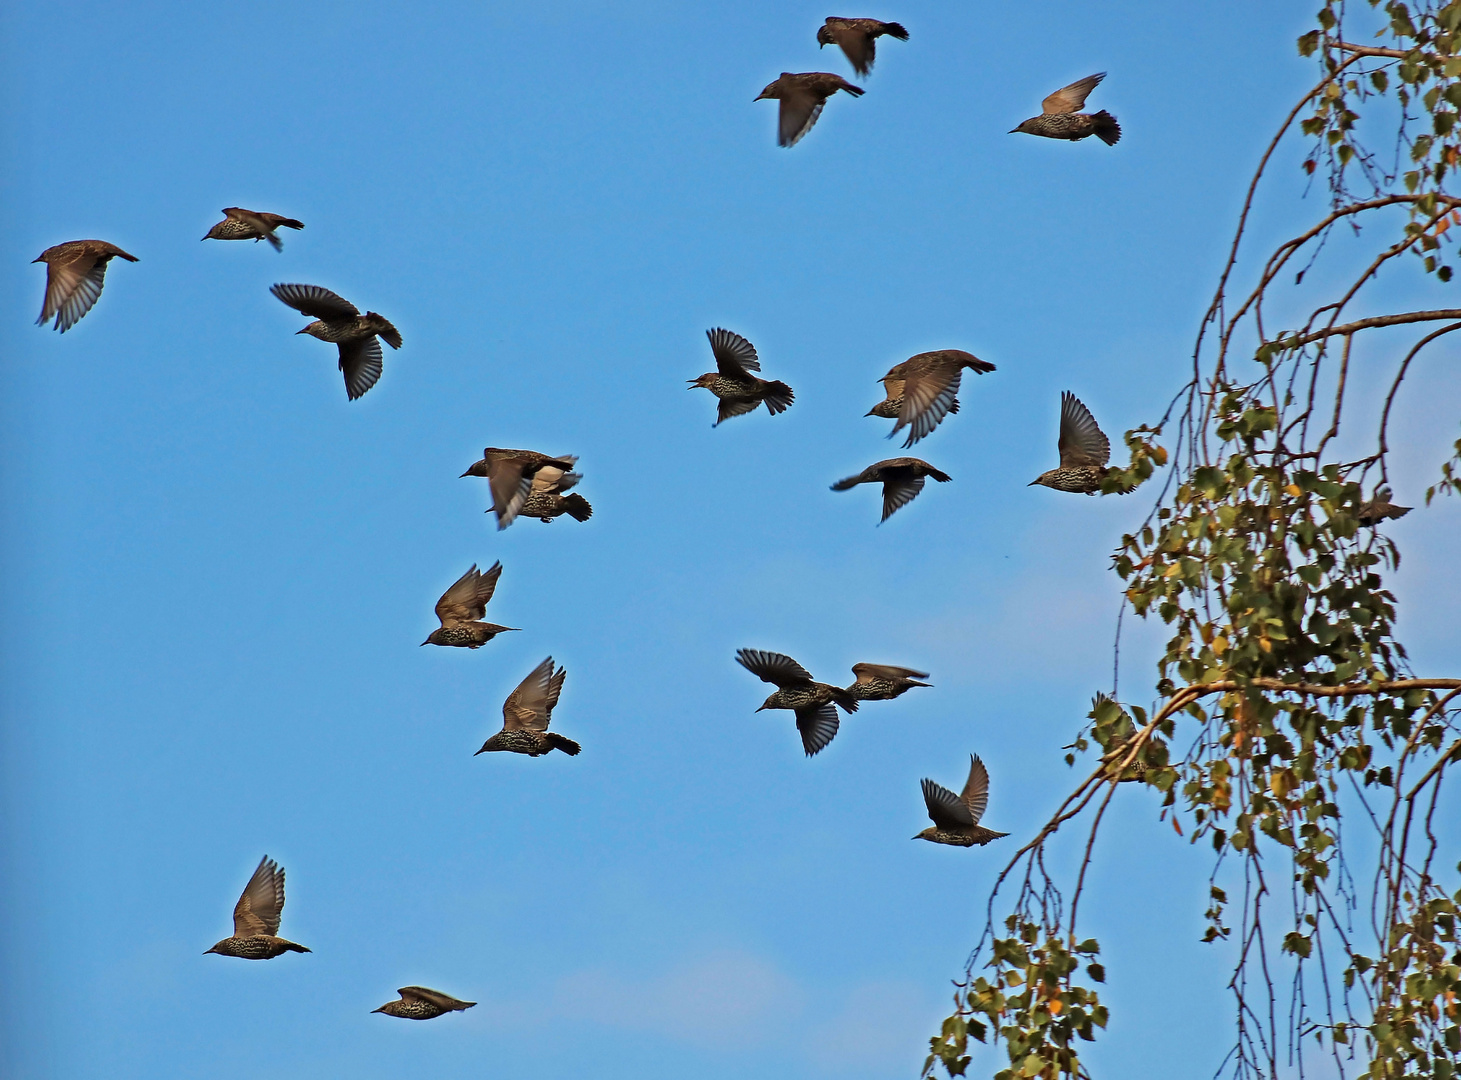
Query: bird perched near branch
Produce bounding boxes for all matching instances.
[202,208,304,251]
[846,663,931,701]
[755,72,864,147]
[688,328,794,425]
[817,17,909,77]
[1356,486,1411,526]
[422,562,517,648]
[372,986,477,1020]
[736,649,859,757]
[1028,392,1132,495]
[33,240,138,333]
[868,350,996,446]
[831,457,951,522]
[1011,72,1121,145]
[520,456,593,524]
[460,448,579,529]
[204,855,311,959]
[475,657,581,757]
[270,283,401,400]
[915,755,1009,847]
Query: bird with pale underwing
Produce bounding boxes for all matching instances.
[475,657,581,757]
[520,456,593,524]
[422,562,517,648]
[460,448,579,529]
[869,350,996,446]
[204,855,311,959]
[33,240,138,333]
[755,72,864,147]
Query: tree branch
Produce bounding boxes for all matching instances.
[1272,310,1461,351]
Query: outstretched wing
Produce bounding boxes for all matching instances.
[232,855,285,938]
[435,562,502,625]
[1056,391,1111,468]
[959,754,993,826]
[707,327,761,377]
[893,356,963,447]
[921,778,974,829]
[503,657,559,731]
[851,663,930,683]
[881,475,926,521]
[270,282,359,319]
[796,702,841,756]
[39,248,110,333]
[1043,72,1105,115]
[779,88,825,147]
[399,986,474,1010]
[338,336,384,400]
[736,648,814,687]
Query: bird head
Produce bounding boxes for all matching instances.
[754,79,786,101]
[913,828,939,842]
[203,940,226,955]
[460,460,490,478]
[296,320,327,339]
[421,630,442,646]
[687,373,716,389]
[756,694,779,713]
[1010,118,1037,136]
[1028,471,1055,488]
[816,26,833,47]
[474,734,506,755]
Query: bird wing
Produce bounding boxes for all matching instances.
[921,777,975,828]
[338,336,384,401]
[256,212,305,231]
[736,648,814,687]
[232,855,285,938]
[39,248,109,332]
[960,754,993,825]
[893,356,963,447]
[852,663,930,682]
[796,702,841,756]
[778,88,826,148]
[707,327,761,376]
[826,23,875,76]
[881,475,926,521]
[486,458,534,529]
[435,562,502,625]
[399,986,471,1010]
[503,657,557,731]
[716,396,764,425]
[1043,72,1105,115]
[1056,391,1111,468]
[270,282,360,319]
[530,457,580,494]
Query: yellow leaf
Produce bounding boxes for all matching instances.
[1047,998,1063,1016]
[1212,635,1229,656]
[1285,484,1302,497]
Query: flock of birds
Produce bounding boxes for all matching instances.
[29,16,1143,1024]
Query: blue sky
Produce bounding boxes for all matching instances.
[2,2,1458,1078]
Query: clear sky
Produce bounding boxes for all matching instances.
[2,2,1457,1078]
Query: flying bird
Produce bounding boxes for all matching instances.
[520,456,593,524]
[422,562,517,648]
[830,457,951,522]
[373,986,477,1020]
[475,657,581,757]
[204,855,311,959]
[1028,392,1131,495]
[202,208,305,251]
[914,755,1009,847]
[1011,72,1121,145]
[846,662,931,701]
[869,350,996,447]
[1357,487,1411,526]
[817,17,909,77]
[460,448,579,529]
[735,648,859,757]
[755,72,864,147]
[33,240,138,333]
[270,283,401,401]
[688,328,794,425]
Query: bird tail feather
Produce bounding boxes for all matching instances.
[547,733,582,756]
[762,381,794,415]
[1092,111,1121,146]
[562,494,593,522]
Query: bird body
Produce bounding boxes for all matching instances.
[270,283,401,400]
[205,856,311,959]
[373,986,476,1020]
[422,562,517,648]
[817,17,909,77]
[203,208,305,250]
[915,755,1008,847]
[1011,73,1121,145]
[872,350,994,446]
[520,458,593,523]
[689,328,794,424]
[1029,392,1131,495]
[736,649,858,757]
[476,657,581,757]
[33,240,138,333]
[461,448,579,529]
[1357,488,1411,526]
[755,72,864,147]
[847,662,931,701]
[831,457,951,522]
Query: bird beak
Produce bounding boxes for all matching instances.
[755,705,767,712]
[371,1006,386,1013]
[295,328,309,334]
[686,380,699,387]
[911,834,922,840]
[420,639,431,646]
[1027,479,1040,486]
[864,407,877,416]
[460,469,472,477]
[754,92,767,101]
[473,746,488,756]
[1008,128,1020,135]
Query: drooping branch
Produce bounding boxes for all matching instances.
[1272,309,1461,350]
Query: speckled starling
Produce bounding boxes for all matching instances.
[831,457,951,522]
[754,72,864,147]
[688,328,794,425]
[422,562,517,648]
[846,662,931,701]
[817,17,908,77]
[870,350,995,447]
[736,648,859,757]
[373,986,477,1020]
[1029,392,1132,495]
[460,448,579,529]
[33,240,138,333]
[475,656,581,757]
[204,855,311,959]
[270,283,401,401]
[520,456,593,523]
[202,208,305,251]
[914,755,1009,847]
[1011,73,1121,145]
[1357,486,1411,526]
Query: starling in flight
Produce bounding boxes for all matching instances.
[831,457,951,522]
[735,648,859,757]
[870,350,995,447]
[1357,486,1411,526]
[270,283,401,401]
[1011,73,1121,145]
[33,240,138,333]
[817,17,909,77]
[475,656,582,757]
[204,855,311,959]
[520,456,593,523]
[688,328,794,425]
[1028,392,1131,495]
[203,208,305,251]
[460,448,579,530]
[422,562,517,648]
[754,72,864,148]
[846,662,931,701]
[914,755,1009,847]
[373,986,477,1020]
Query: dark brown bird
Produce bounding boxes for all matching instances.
[202,208,305,251]
[204,855,311,959]
[520,457,593,523]
[270,283,401,401]
[915,755,1009,847]
[422,562,517,648]
[754,72,864,147]
[460,448,579,529]
[688,328,794,425]
[1029,392,1132,495]
[373,986,477,1020]
[846,662,931,701]
[831,457,951,522]
[1357,486,1412,526]
[871,350,996,447]
[735,649,859,757]
[817,17,909,77]
[33,240,138,333]
[475,656,581,757]
[1011,73,1121,145]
